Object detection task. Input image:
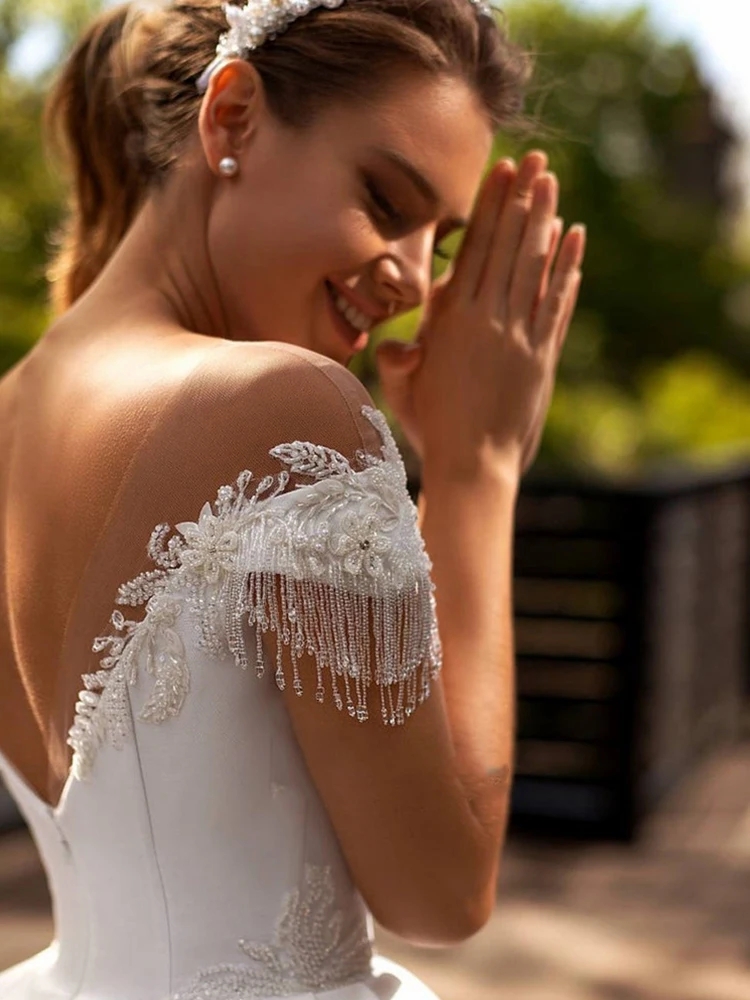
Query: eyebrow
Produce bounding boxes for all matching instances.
[372,147,469,230]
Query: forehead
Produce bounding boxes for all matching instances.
[312,73,493,216]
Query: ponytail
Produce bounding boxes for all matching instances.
[43,3,158,315]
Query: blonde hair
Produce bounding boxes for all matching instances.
[43,0,530,315]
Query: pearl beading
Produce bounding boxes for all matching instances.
[196,0,495,94]
[67,406,442,780]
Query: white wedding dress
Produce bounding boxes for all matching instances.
[0,335,442,1000]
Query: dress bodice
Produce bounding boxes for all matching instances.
[0,342,442,1000]
[0,622,409,1000]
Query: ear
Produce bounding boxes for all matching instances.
[198,58,265,176]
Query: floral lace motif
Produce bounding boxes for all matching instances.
[67,406,442,779]
[171,865,372,999]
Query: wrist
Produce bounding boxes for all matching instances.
[420,440,522,496]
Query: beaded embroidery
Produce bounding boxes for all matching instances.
[195,0,494,94]
[67,406,442,779]
[172,865,372,999]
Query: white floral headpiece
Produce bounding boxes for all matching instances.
[196,0,495,93]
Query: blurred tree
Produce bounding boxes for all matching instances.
[500,0,750,387]
[0,0,104,370]
[546,351,750,476]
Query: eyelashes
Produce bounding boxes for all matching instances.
[365,176,400,226]
[363,177,451,261]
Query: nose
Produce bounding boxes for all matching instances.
[372,230,435,312]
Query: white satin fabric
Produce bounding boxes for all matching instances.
[0,605,438,998]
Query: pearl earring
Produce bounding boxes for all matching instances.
[218,156,238,177]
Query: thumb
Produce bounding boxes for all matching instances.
[375,338,422,378]
[374,339,422,423]
[374,339,424,454]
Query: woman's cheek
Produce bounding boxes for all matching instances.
[326,207,382,270]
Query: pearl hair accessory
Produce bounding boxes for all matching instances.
[218,155,239,176]
[196,0,495,94]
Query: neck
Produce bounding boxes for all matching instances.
[76,143,231,341]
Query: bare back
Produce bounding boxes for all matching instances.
[0,314,393,810]
[0,323,221,804]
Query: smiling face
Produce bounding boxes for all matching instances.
[200,65,493,365]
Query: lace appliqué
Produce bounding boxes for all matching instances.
[68,406,442,779]
[172,865,372,999]
[67,593,189,779]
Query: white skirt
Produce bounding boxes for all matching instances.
[0,947,441,1000]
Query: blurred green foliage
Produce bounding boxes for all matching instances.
[0,0,103,368]
[547,351,750,474]
[2,0,750,477]
[504,1,750,377]
[499,0,750,476]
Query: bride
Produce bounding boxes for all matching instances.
[0,0,585,996]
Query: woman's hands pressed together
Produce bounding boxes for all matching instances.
[376,151,586,481]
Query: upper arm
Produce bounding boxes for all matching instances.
[195,344,493,943]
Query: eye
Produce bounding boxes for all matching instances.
[364,175,459,264]
[364,176,403,227]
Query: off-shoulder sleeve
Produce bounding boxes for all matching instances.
[175,404,441,726]
[67,356,442,779]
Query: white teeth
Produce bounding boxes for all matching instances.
[333,291,372,332]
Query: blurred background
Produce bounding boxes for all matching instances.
[2,0,750,997]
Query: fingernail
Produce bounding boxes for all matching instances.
[534,172,557,201]
[519,154,547,187]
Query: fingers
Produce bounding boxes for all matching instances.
[532,223,586,351]
[506,172,559,328]
[475,151,549,308]
[520,268,583,476]
[554,269,582,359]
[533,215,563,325]
[450,158,516,298]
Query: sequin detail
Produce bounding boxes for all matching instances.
[195,0,493,94]
[67,406,442,779]
[172,865,372,999]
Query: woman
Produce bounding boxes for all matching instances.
[0,0,585,997]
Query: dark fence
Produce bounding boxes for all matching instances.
[509,459,750,840]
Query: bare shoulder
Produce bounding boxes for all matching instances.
[205,339,374,412]
[192,340,381,461]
